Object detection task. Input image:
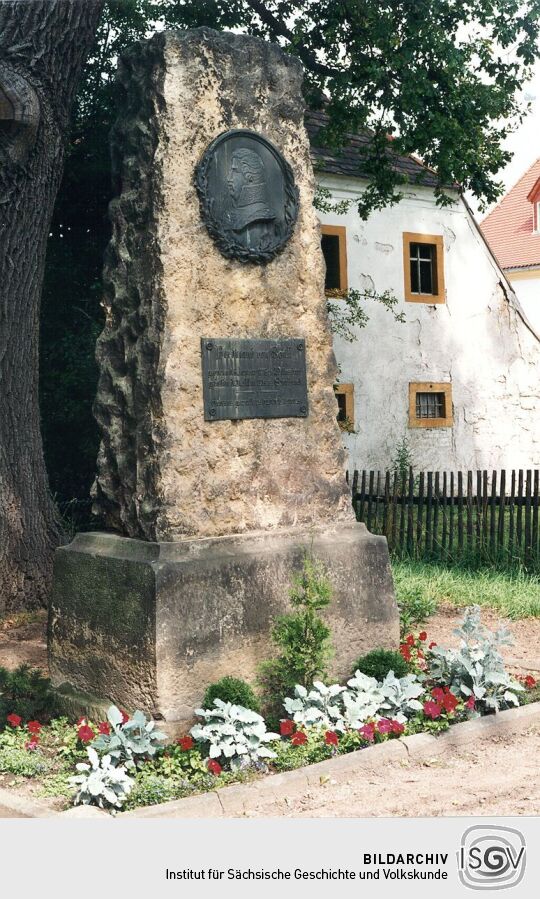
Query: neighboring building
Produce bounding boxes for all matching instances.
[307,114,540,471]
[481,158,540,334]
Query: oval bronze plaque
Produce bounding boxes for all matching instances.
[195,129,299,264]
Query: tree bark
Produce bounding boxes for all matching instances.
[0,0,104,612]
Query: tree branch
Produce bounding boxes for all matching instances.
[244,0,341,78]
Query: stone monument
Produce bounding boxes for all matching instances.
[48,28,398,729]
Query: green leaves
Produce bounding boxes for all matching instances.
[221,0,540,214]
[191,700,280,771]
[327,288,404,342]
[0,665,59,731]
[70,747,134,809]
[91,705,166,768]
[428,605,525,711]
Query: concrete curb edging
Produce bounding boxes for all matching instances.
[0,786,58,818]
[120,699,540,819]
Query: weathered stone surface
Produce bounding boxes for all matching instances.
[48,525,399,728]
[51,29,399,727]
[92,27,352,541]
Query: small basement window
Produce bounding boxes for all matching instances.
[334,383,354,432]
[416,391,445,419]
[409,382,452,428]
[321,224,348,295]
[403,233,445,303]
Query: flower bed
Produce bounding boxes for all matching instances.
[0,605,537,814]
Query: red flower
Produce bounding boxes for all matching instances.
[423,700,441,720]
[325,731,339,746]
[441,692,459,714]
[406,634,415,646]
[431,687,445,703]
[390,720,405,735]
[178,735,194,751]
[207,759,222,776]
[525,675,537,689]
[77,716,87,726]
[24,738,39,751]
[465,695,475,710]
[376,718,393,735]
[419,631,427,642]
[77,724,96,743]
[98,722,111,735]
[120,710,129,724]
[399,644,411,662]
[280,719,295,737]
[27,720,41,735]
[291,731,307,746]
[358,722,376,742]
[428,641,437,649]
[6,713,22,728]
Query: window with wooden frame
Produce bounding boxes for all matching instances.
[333,383,354,432]
[409,382,453,428]
[321,225,348,296]
[403,233,445,303]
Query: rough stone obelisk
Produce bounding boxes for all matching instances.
[49,28,398,728]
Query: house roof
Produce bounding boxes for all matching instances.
[306,110,443,189]
[480,157,540,270]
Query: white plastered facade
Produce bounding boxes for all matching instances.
[506,269,540,336]
[317,174,540,472]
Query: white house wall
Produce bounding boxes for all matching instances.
[507,273,540,335]
[318,175,540,472]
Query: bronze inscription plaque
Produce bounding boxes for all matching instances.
[201,338,308,421]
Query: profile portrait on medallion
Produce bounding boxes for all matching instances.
[195,129,299,264]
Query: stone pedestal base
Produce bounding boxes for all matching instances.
[48,524,398,730]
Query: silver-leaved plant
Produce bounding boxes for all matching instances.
[70,747,134,809]
[190,700,280,772]
[91,705,166,769]
[428,605,523,711]
[283,682,347,731]
[343,670,424,727]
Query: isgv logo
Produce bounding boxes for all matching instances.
[458,825,526,890]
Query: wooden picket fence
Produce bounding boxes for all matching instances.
[350,469,540,568]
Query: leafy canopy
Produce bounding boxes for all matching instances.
[217,0,540,216]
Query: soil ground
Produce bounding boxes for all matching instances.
[0,611,48,671]
[244,722,540,818]
[0,607,539,818]
[420,603,540,673]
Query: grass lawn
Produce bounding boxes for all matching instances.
[393,559,540,620]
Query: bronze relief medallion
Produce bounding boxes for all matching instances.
[195,129,299,264]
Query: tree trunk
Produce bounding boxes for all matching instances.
[0,0,104,612]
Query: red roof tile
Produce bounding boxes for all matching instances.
[481,157,540,269]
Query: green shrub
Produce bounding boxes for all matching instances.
[258,553,333,727]
[202,677,260,713]
[352,648,409,680]
[0,664,59,730]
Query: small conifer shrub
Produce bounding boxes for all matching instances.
[352,648,410,681]
[202,677,260,713]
